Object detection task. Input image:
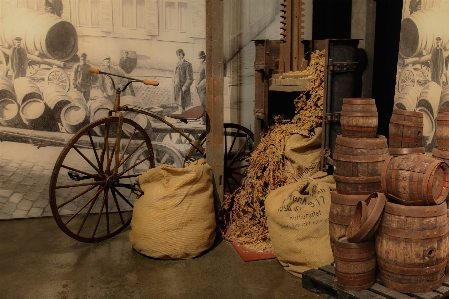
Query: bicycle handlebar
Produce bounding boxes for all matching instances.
[87,67,159,86]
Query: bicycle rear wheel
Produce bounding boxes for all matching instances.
[49,116,154,242]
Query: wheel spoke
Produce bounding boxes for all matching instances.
[92,187,109,238]
[118,155,151,177]
[61,165,98,178]
[159,153,170,165]
[120,174,140,179]
[57,184,98,209]
[75,187,103,235]
[112,186,134,208]
[88,130,101,168]
[119,140,147,168]
[56,181,105,189]
[119,128,137,164]
[111,188,125,225]
[73,145,103,175]
[228,136,250,166]
[64,186,105,226]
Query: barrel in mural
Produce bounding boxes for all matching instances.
[0,8,78,61]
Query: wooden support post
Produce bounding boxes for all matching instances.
[206,0,224,205]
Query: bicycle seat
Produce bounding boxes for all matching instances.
[166,106,205,124]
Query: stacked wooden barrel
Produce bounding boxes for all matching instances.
[329,98,387,290]
[377,109,449,292]
[378,154,449,293]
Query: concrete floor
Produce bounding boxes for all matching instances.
[0,217,324,299]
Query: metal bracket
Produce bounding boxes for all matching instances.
[328,61,358,72]
[325,112,340,123]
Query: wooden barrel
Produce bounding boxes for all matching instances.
[381,154,449,205]
[432,146,449,163]
[13,77,42,106]
[399,8,449,58]
[394,86,419,111]
[60,103,89,134]
[389,108,423,148]
[0,77,16,101]
[0,98,22,127]
[67,90,87,106]
[332,135,388,194]
[329,191,371,251]
[19,98,56,131]
[418,81,441,118]
[334,237,376,291]
[376,201,448,293]
[87,97,114,137]
[1,8,78,61]
[121,95,152,137]
[447,208,449,276]
[41,84,72,123]
[435,107,449,149]
[439,85,449,109]
[340,98,378,138]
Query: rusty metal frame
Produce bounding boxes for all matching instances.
[206,0,224,204]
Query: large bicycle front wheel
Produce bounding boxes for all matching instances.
[49,116,154,242]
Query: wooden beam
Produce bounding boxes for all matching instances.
[206,0,224,204]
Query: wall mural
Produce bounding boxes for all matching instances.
[0,0,280,229]
[395,0,449,152]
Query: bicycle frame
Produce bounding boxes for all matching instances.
[88,67,206,159]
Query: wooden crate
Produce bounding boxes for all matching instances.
[302,265,449,299]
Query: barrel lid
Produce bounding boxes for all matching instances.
[346,192,386,243]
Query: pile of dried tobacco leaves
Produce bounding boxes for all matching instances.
[221,50,325,251]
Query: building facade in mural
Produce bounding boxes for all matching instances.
[395,0,449,152]
[0,0,281,220]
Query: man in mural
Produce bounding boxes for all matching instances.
[99,57,127,102]
[409,0,422,15]
[173,49,193,113]
[45,0,63,17]
[10,37,28,80]
[196,51,206,125]
[119,51,136,96]
[71,53,97,102]
[430,36,445,86]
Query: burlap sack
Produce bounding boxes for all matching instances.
[284,127,322,180]
[129,159,216,259]
[265,171,335,277]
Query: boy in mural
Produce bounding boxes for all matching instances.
[173,49,193,113]
[118,51,136,96]
[99,57,127,102]
[71,53,97,102]
[430,36,445,86]
[45,0,63,17]
[196,51,206,125]
[10,37,28,80]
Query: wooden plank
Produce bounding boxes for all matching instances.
[302,268,338,297]
[337,289,389,299]
[303,265,448,299]
[369,283,414,299]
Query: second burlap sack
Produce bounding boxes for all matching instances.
[265,171,335,277]
[129,159,216,259]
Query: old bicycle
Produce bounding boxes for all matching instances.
[49,68,254,242]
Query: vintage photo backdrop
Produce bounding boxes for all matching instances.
[395,0,449,152]
[0,0,281,220]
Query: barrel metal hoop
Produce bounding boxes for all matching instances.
[379,223,449,239]
[335,135,387,149]
[384,201,447,216]
[331,191,370,205]
[340,111,378,117]
[377,257,447,275]
[333,174,381,183]
[333,153,389,163]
